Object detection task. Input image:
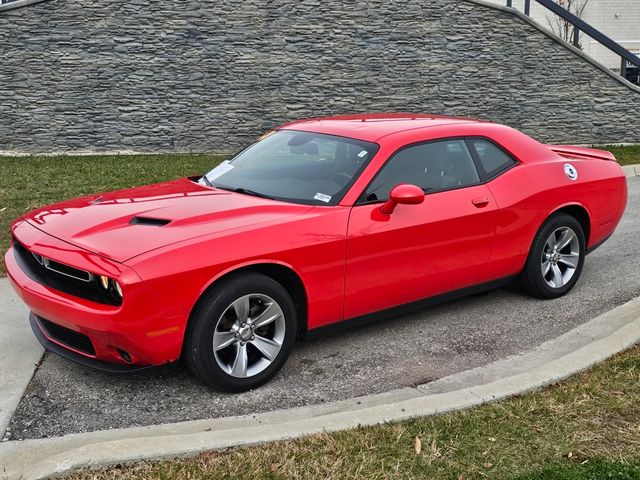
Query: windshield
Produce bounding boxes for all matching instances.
[202,130,379,206]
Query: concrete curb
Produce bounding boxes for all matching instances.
[622,164,640,177]
[1,296,639,480]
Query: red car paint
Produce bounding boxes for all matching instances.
[4,114,628,368]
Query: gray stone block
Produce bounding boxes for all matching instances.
[0,0,638,154]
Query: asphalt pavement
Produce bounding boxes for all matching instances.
[6,177,639,441]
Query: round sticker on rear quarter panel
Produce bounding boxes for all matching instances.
[564,163,578,181]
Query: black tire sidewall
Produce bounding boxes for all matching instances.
[522,213,586,299]
[185,273,297,392]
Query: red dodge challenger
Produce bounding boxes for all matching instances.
[5,114,628,391]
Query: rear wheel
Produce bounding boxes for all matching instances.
[520,213,585,299]
[185,273,297,392]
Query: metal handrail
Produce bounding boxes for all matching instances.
[507,0,640,79]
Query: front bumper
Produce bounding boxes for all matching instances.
[30,312,159,373]
[5,221,187,368]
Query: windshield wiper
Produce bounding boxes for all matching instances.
[216,186,276,200]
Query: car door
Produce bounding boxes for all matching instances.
[343,138,498,319]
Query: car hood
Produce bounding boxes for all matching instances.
[22,178,313,262]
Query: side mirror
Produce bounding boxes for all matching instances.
[379,184,424,214]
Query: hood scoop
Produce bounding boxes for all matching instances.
[129,216,172,227]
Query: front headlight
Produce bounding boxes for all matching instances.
[95,275,123,301]
[98,275,110,291]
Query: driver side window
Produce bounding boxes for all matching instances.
[362,139,480,202]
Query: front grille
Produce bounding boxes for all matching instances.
[44,258,93,282]
[37,316,96,356]
[13,238,122,306]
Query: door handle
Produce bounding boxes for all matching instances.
[472,196,490,208]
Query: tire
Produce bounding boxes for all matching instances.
[520,213,586,299]
[184,272,297,392]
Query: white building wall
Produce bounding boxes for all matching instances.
[483,0,640,70]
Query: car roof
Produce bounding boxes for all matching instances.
[278,113,487,143]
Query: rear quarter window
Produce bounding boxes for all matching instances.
[468,139,516,179]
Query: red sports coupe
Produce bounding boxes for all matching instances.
[5,114,627,391]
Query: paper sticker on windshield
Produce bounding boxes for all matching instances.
[357,150,368,158]
[256,130,276,141]
[314,192,332,203]
[207,160,234,181]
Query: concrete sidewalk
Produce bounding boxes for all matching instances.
[0,279,43,440]
[621,164,640,177]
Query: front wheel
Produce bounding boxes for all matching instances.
[520,213,586,299]
[185,273,297,392]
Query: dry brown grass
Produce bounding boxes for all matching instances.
[66,346,640,480]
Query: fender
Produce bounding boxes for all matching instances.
[194,258,308,302]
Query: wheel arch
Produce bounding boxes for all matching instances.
[185,261,309,352]
[548,203,591,246]
[520,202,592,274]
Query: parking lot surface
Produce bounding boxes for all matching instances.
[6,177,639,441]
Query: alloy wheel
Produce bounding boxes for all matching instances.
[541,226,580,289]
[212,293,285,378]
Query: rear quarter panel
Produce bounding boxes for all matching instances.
[486,158,626,278]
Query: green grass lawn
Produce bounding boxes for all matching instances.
[596,145,640,166]
[0,145,638,277]
[64,345,640,479]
